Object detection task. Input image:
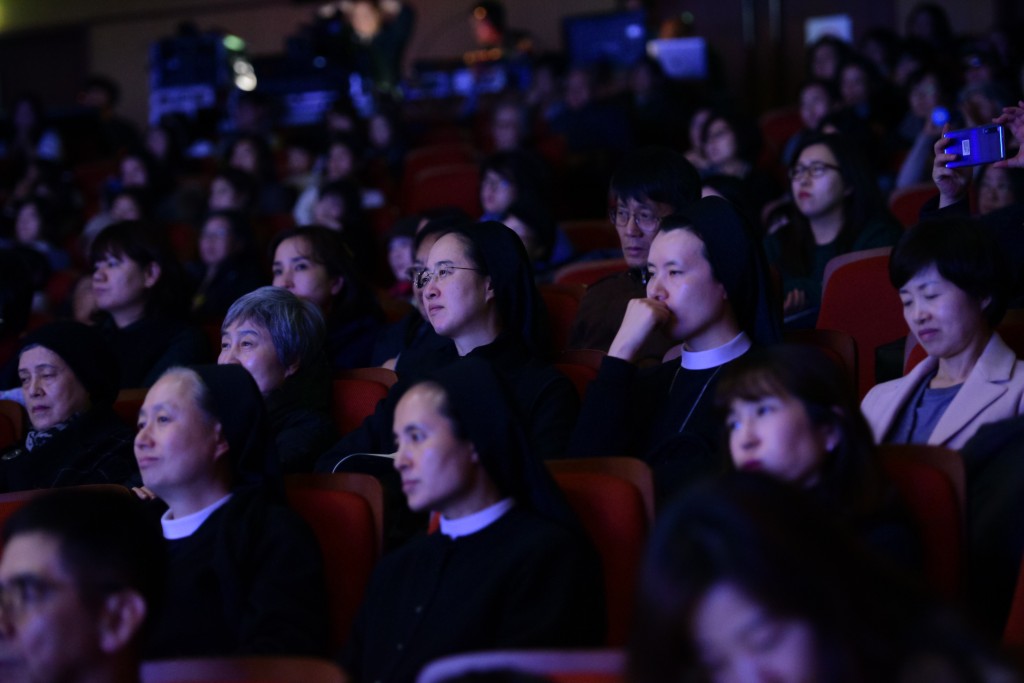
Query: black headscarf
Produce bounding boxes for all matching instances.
[674,196,782,346]
[402,356,574,527]
[189,365,277,487]
[17,321,120,408]
[457,221,549,355]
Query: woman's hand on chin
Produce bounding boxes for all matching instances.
[132,486,159,501]
[608,298,672,363]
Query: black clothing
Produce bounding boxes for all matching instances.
[0,409,137,492]
[961,415,1024,634]
[316,334,579,469]
[327,310,382,372]
[267,368,337,474]
[568,355,736,501]
[370,311,448,367]
[188,257,265,324]
[147,485,331,658]
[343,506,606,683]
[98,316,210,388]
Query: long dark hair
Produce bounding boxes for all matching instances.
[778,132,893,277]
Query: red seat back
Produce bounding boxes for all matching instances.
[552,471,648,646]
[540,283,585,355]
[561,219,620,255]
[403,162,482,216]
[817,248,906,397]
[888,182,938,228]
[285,477,380,648]
[880,448,965,601]
[331,378,390,436]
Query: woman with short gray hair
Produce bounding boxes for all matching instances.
[220,286,336,472]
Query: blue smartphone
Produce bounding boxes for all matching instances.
[943,125,1007,168]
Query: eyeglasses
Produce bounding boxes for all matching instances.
[788,162,841,180]
[609,206,662,232]
[0,574,70,619]
[415,265,481,289]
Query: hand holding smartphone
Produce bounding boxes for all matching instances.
[943,125,1008,168]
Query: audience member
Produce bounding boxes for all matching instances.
[135,364,329,658]
[764,132,901,322]
[371,216,458,368]
[319,221,578,470]
[780,79,840,168]
[270,226,383,370]
[4,197,71,272]
[976,165,1024,216]
[219,286,336,472]
[208,167,257,214]
[188,210,265,323]
[568,197,779,501]
[924,103,1024,303]
[628,472,1012,683]
[343,357,605,683]
[861,218,1023,448]
[0,488,164,683]
[716,344,919,566]
[567,146,701,362]
[89,221,208,388]
[697,108,777,216]
[225,133,292,215]
[1,321,138,491]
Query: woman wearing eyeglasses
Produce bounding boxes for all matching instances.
[317,221,578,471]
[764,132,900,321]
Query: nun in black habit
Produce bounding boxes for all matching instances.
[567,196,781,502]
[316,221,579,470]
[135,364,330,658]
[343,357,606,683]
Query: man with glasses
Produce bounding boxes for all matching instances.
[0,488,164,683]
[568,146,701,362]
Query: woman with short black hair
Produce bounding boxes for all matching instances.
[862,217,1024,448]
[89,221,208,388]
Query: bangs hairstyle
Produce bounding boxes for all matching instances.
[714,344,886,518]
[89,220,190,320]
[889,217,1008,327]
[715,345,858,423]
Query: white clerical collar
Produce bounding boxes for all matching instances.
[161,494,233,540]
[680,332,751,370]
[440,498,515,539]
